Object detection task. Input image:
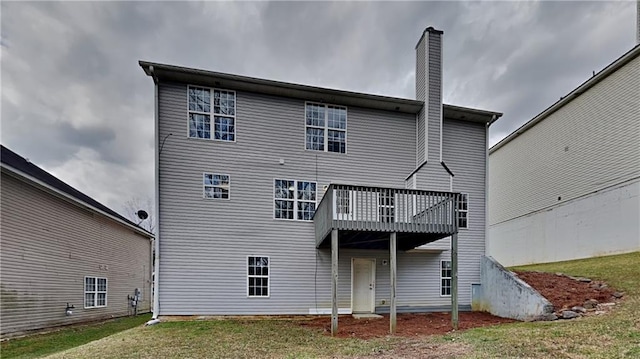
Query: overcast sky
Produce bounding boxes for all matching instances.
[1,1,637,220]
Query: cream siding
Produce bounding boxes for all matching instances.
[0,173,152,337]
[489,54,640,225]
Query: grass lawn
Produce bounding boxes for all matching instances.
[10,252,639,358]
[1,314,152,359]
[449,251,640,358]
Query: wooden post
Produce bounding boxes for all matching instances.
[451,232,459,330]
[331,229,339,336]
[390,232,397,334]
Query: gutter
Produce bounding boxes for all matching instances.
[490,45,640,154]
[151,65,161,320]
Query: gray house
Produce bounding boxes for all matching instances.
[488,44,640,266]
[140,27,502,333]
[0,145,154,338]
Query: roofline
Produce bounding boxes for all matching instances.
[1,163,154,239]
[139,60,502,123]
[490,44,640,154]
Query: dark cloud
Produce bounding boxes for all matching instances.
[1,1,636,216]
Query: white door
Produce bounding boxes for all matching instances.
[351,258,376,313]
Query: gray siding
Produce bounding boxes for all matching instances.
[0,173,152,337]
[489,54,640,225]
[416,37,426,164]
[427,34,443,162]
[157,82,487,315]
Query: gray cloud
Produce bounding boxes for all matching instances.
[1,1,636,217]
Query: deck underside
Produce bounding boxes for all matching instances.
[316,230,450,251]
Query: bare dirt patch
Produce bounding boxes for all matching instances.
[350,340,472,359]
[514,271,622,313]
[300,312,514,339]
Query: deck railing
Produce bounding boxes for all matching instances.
[314,184,460,246]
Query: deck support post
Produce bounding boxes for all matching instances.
[390,232,397,334]
[331,229,339,336]
[451,231,459,330]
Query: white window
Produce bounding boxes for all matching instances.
[379,192,395,223]
[84,276,107,308]
[457,193,469,229]
[274,179,317,220]
[247,256,269,297]
[188,86,236,141]
[203,173,230,199]
[440,261,451,296]
[305,103,347,153]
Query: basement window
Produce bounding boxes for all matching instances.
[84,276,107,308]
[440,261,451,297]
[247,256,269,297]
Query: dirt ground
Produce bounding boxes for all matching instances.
[301,272,622,340]
[514,271,620,313]
[300,312,514,339]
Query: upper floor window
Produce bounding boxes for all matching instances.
[457,193,468,229]
[274,179,317,220]
[204,173,230,199]
[305,103,347,153]
[188,86,236,141]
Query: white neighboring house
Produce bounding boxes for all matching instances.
[488,45,640,266]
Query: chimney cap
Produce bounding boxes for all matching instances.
[425,27,444,35]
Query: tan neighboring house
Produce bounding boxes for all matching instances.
[0,145,154,338]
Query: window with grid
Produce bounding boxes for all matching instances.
[84,277,107,308]
[378,192,395,223]
[274,179,317,220]
[247,256,269,297]
[203,173,230,199]
[441,261,452,296]
[336,189,351,215]
[457,193,468,229]
[305,103,346,153]
[188,86,236,141]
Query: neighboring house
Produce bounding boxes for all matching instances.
[488,45,640,267]
[0,145,154,338]
[140,27,502,332]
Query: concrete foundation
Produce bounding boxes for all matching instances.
[473,256,554,321]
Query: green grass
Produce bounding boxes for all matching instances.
[450,252,640,359]
[1,314,152,359]
[6,252,639,358]
[42,319,396,359]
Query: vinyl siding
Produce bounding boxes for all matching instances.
[427,34,443,162]
[157,82,487,314]
[489,54,640,225]
[0,173,152,337]
[416,37,426,164]
[158,83,418,314]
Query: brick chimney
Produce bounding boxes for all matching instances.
[415,27,444,165]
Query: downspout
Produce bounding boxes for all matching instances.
[151,65,161,320]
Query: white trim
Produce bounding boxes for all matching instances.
[0,164,153,239]
[186,85,237,142]
[309,308,352,315]
[415,113,419,165]
[202,172,231,200]
[424,36,429,162]
[246,255,270,298]
[350,258,376,313]
[84,276,108,309]
[458,193,469,230]
[152,68,160,318]
[440,260,452,297]
[484,122,490,255]
[304,101,348,154]
[273,178,318,221]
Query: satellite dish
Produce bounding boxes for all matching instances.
[137,210,149,220]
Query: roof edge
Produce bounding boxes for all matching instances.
[490,44,640,154]
[1,163,154,239]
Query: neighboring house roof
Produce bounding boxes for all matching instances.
[139,61,502,125]
[0,145,154,239]
[490,44,640,154]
